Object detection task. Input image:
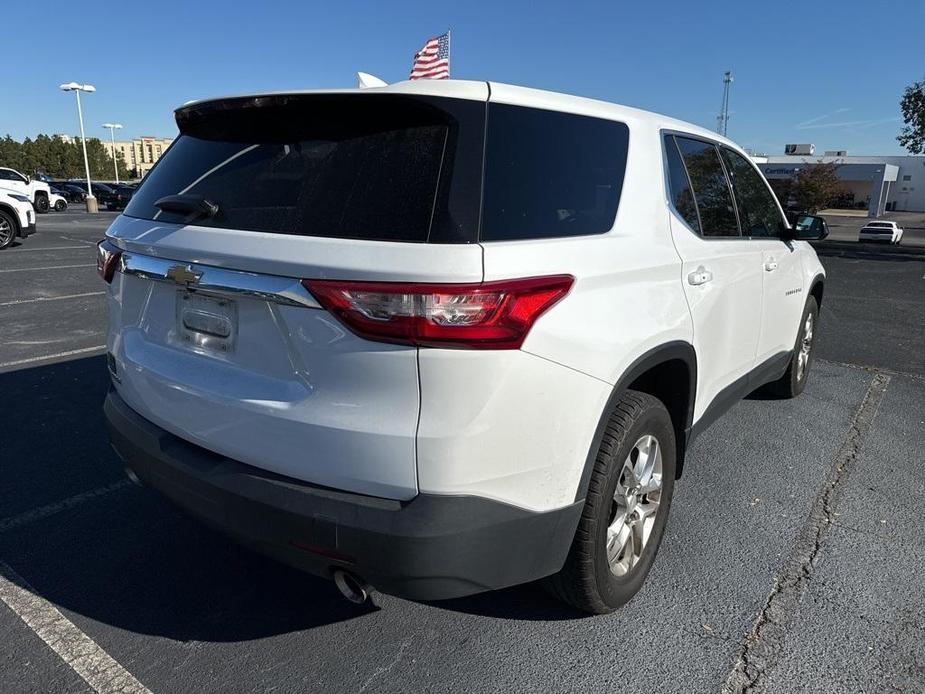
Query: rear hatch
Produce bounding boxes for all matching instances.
[105,86,488,500]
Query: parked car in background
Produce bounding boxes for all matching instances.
[55,182,88,203]
[91,183,119,209]
[48,191,68,211]
[105,184,135,210]
[0,186,37,249]
[0,167,51,212]
[859,220,903,244]
[101,80,827,614]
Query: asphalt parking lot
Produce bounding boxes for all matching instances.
[1,211,924,693]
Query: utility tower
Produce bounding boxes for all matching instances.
[716,71,733,137]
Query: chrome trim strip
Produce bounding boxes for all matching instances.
[118,252,321,309]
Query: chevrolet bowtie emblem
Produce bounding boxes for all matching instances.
[166,264,202,285]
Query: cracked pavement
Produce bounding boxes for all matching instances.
[0,213,923,693]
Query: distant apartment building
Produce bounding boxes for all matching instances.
[54,133,173,180]
[108,140,135,175]
[100,136,174,179]
[129,136,172,177]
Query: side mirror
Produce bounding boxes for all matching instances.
[785,215,828,241]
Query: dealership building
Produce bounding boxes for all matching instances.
[752,149,925,216]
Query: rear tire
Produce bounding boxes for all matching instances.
[0,210,17,249]
[546,391,676,614]
[54,200,67,211]
[34,194,49,213]
[765,296,819,399]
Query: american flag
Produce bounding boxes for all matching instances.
[409,32,450,80]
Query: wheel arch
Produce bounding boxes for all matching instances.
[809,274,824,309]
[33,189,49,212]
[574,341,697,502]
[0,203,22,234]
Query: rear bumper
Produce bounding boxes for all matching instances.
[104,388,582,600]
[21,222,36,238]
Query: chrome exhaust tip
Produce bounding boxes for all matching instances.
[333,570,371,604]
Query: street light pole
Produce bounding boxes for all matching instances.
[60,82,97,213]
[102,123,123,184]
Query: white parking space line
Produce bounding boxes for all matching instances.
[57,236,97,245]
[0,345,107,369]
[9,245,93,253]
[0,264,96,273]
[0,292,105,307]
[0,561,151,694]
[0,481,131,534]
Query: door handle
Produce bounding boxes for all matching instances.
[764,260,779,272]
[687,266,713,286]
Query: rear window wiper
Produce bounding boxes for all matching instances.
[154,194,219,218]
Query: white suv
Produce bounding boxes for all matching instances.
[0,186,37,249]
[100,81,826,613]
[0,167,51,213]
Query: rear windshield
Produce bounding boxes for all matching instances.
[866,222,891,228]
[125,94,629,243]
[125,94,484,243]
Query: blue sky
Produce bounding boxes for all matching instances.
[6,0,923,155]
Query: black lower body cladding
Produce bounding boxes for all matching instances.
[104,389,583,600]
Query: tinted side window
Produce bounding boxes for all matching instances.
[664,135,700,233]
[481,105,629,241]
[674,137,740,237]
[721,148,784,238]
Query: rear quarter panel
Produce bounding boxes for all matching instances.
[481,117,692,386]
[464,117,692,509]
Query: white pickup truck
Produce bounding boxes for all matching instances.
[0,167,51,213]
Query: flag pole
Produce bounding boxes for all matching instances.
[447,28,451,77]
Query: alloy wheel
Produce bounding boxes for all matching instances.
[0,218,13,246]
[797,312,814,381]
[606,434,663,576]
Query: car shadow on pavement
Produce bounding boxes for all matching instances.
[424,583,585,621]
[812,243,925,263]
[0,356,378,642]
[0,355,581,641]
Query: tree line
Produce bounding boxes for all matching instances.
[898,76,925,154]
[0,134,133,181]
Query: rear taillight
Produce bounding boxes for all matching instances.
[303,275,574,350]
[96,239,122,283]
